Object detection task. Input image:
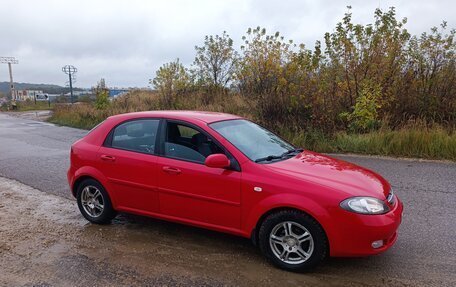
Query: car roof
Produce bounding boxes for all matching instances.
[108,110,242,124]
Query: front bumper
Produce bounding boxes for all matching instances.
[329,196,403,257]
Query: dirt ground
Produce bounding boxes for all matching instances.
[4,110,53,122]
[0,176,325,287]
[0,176,453,287]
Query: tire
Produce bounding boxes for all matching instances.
[258,210,328,272]
[76,179,117,224]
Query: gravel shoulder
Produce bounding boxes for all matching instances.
[3,110,53,122]
[1,176,455,287]
[0,177,241,286]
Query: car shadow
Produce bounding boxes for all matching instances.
[85,212,399,276]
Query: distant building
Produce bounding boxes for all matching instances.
[64,90,91,97]
[109,89,129,98]
[16,90,43,101]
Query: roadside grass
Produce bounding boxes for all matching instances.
[48,91,252,129]
[286,127,456,161]
[333,128,456,160]
[349,130,451,160]
[48,103,105,130]
[48,91,456,161]
[1,100,53,112]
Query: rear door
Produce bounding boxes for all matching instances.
[156,120,241,229]
[97,118,161,213]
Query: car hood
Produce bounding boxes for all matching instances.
[264,151,390,199]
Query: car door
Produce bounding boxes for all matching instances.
[97,118,161,214]
[156,120,241,229]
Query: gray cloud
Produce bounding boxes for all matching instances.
[0,0,454,87]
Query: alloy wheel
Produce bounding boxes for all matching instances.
[80,185,104,218]
[269,221,314,264]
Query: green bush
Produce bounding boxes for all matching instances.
[95,90,110,110]
[340,81,382,132]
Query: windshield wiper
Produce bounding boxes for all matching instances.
[255,148,303,163]
[281,148,303,157]
[254,154,284,163]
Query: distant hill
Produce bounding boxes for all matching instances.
[0,82,84,95]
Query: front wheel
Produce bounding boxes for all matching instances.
[76,179,116,224]
[258,210,328,272]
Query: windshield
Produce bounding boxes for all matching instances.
[210,119,297,163]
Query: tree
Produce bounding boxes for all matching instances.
[145,7,456,131]
[94,78,109,110]
[151,59,191,107]
[404,22,456,123]
[235,27,312,126]
[193,31,238,88]
[323,7,410,113]
[97,78,106,90]
[236,27,291,96]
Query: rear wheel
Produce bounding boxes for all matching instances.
[76,179,116,224]
[258,210,328,272]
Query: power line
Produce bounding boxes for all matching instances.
[62,65,77,103]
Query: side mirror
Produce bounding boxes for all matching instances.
[205,154,230,169]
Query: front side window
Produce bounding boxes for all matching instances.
[210,119,296,163]
[164,122,225,163]
[111,119,159,154]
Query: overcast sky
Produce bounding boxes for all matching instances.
[0,0,454,88]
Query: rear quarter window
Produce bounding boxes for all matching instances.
[110,119,160,154]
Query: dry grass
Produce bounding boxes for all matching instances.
[331,127,456,160]
[50,91,254,129]
[49,90,456,161]
[1,100,53,112]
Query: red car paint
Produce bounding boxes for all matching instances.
[67,111,403,257]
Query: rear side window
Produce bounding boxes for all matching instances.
[111,119,159,154]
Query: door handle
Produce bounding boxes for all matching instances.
[100,155,116,162]
[162,166,181,175]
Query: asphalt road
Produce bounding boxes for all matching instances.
[0,112,86,198]
[0,112,455,286]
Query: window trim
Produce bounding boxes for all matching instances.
[103,118,162,156]
[158,119,241,172]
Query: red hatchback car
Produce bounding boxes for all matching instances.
[68,111,403,271]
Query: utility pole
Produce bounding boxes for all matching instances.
[0,57,19,100]
[62,65,77,103]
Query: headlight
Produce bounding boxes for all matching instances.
[340,197,389,215]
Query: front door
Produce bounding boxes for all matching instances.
[156,121,241,229]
